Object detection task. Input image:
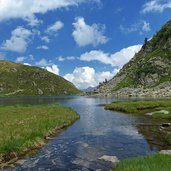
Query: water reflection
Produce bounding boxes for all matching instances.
[0,96,167,171]
[137,124,170,150]
[0,96,74,106]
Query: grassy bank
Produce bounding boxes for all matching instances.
[0,105,79,166]
[113,154,171,171]
[105,100,171,120]
[105,100,171,143]
[106,100,171,171]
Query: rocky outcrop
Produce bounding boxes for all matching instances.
[94,20,171,97]
[114,82,171,97]
[159,150,171,155]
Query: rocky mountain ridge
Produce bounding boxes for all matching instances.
[94,20,171,97]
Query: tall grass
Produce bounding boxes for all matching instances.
[105,100,171,119]
[114,154,171,171]
[0,105,79,155]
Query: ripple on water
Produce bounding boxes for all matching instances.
[1,96,166,171]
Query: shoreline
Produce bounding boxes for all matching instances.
[0,105,80,169]
[0,116,80,169]
[85,92,171,98]
[105,100,171,171]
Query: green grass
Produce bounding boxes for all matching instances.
[106,100,171,170]
[113,154,171,171]
[112,50,171,91]
[0,105,79,155]
[150,21,171,49]
[105,100,171,119]
[111,21,171,92]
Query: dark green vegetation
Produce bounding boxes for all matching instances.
[0,105,79,165]
[165,132,171,144]
[96,20,171,96]
[105,100,171,119]
[0,60,81,96]
[113,154,171,171]
[114,20,171,90]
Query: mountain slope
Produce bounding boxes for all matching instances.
[0,60,81,96]
[95,20,171,97]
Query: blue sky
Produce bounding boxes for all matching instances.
[0,0,171,89]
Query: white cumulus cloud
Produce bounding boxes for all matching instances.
[80,45,142,67]
[72,17,108,47]
[142,21,151,32]
[64,66,119,89]
[46,21,64,33]
[15,55,34,63]
[45,65,60,75]
[142,0,171,13]
[41,36,50,43]
[58,56,65,62]
[23,63,32,66]
[24,15,43,26]
[120,21,151,34]
[36,45,49,50]
[0,0,100,23]
[15,56,27,63]
[57,56,77,61]
[1,26,32,53]
[35,58,52,66]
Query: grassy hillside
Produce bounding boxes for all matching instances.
[0,60,81,96]
[113,20,171,91]
[95,20,171,96]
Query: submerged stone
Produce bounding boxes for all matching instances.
[98,155,119,164]
[146,110,169,116]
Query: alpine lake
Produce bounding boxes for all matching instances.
[0,96,170,171]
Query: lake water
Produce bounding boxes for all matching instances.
[0,96,168,171]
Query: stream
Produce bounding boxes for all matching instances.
[0,96,168,171]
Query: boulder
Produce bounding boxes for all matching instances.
[98,155,119,164]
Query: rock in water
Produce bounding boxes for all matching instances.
[159,150,171,155]
[146,110,169,116]
[98,155,119,164]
